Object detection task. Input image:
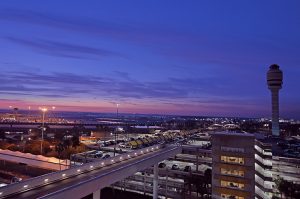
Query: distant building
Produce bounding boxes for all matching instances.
[212,132,255,199]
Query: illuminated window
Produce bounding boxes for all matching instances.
[221,193,244,199]
[221,156,244,164]
[221,168,244,177]
[221,180,244,190]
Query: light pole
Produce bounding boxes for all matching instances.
[51,106,56,122]
[8,106,13,119]
[13,107,18,121]
[27,106,31,122]
[40,107,48,155]
[114,104,120,157]
[117,104,119,118]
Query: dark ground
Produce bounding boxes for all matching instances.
[82,187,152,199]
[0,160,53,183]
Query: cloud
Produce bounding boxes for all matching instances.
[0,69,299,118]
[2,8,300,68]
[0,69,234,101]
[0,9,202,50]
[2,8,299,69]
[0,67,272,118]
[4,36,122,59]
[0,9,153,43]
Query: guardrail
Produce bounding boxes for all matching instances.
[0,144,164,198]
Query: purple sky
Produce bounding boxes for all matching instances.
[0,1,300,118]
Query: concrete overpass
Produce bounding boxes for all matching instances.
[0,144,182,199]
[0,149,69,171]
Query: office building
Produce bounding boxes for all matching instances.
[212,132,255,199]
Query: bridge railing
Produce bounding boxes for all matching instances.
[0,144,164,198]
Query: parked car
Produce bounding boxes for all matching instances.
[102,154,111,159]
[109,140,116,145]
[103,141,110,146]
[93,151,103,158]
[158,162,166,168]
[171,164,179,170]
[119,143,127,148]
[183,166,191,172]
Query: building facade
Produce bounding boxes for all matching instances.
[212,132,255,199]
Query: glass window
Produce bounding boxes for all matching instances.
[221,168,244,177]
[221,180,245,190]
[221,156,244,164]
[221,193,244,199]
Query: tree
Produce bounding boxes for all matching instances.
[63,139,71,149]
[275,178,289,199]
[204,168,212,187]
[0,130,5,140]
[24,141,39,155]
[55,143,65,171]
[7,144,19,151]
[72,135,80,148]
[275,177,300,199]
[54,132,65,141]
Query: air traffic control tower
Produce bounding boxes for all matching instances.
[267,64,283,136]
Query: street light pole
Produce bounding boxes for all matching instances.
[114,104,120,157]
[117,104,119,118]
[51,106,56,122]
[27,106,31,122]
[40,107,47,155]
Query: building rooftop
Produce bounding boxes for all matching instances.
[212,131,254,137]
[256,134,300,159]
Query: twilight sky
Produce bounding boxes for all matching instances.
[0,1,300,118]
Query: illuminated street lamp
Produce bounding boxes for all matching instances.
[51,106,56,122]
[39,107,48,155]
[27,106,31,121]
